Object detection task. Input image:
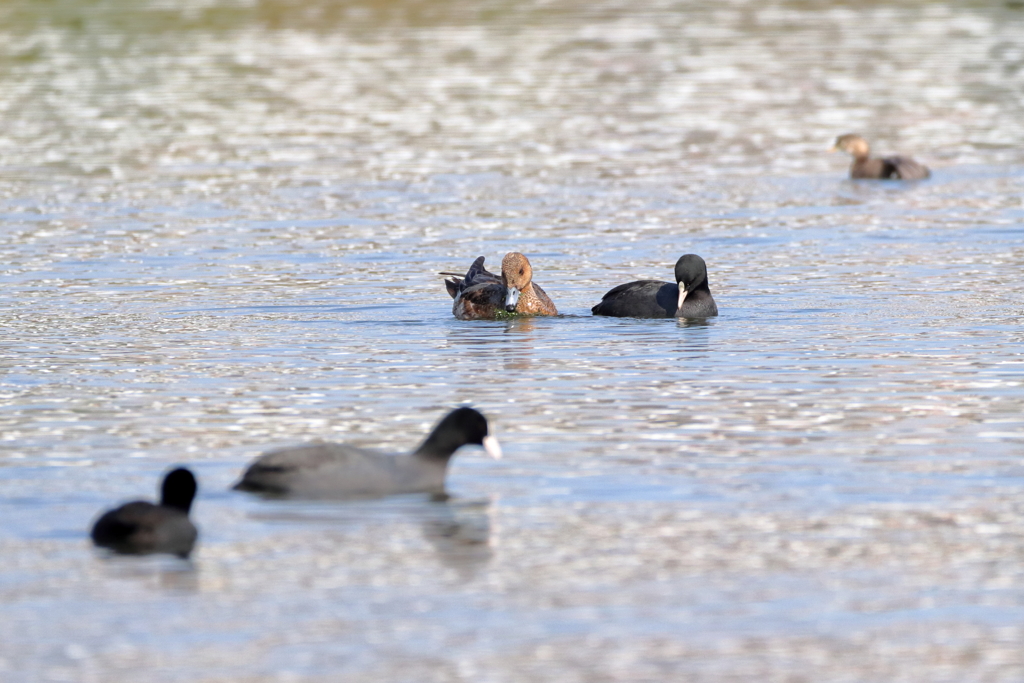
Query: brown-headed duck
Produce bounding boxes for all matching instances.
[831,134,930,180]
[443,252,557,320]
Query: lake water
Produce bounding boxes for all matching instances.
[2,0,1024,680]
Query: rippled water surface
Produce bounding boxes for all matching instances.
[2,1,1024,681]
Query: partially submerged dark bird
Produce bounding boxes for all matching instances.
[831,134,930,180]
[233,407,502,497]
[592,254,718,319]
[442,252,557,320]
[90,467,198,558]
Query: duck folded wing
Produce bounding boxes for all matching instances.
[463,256,501,287]
[885,155,930,180]
[452,281,508,320]
[442,256,502,299]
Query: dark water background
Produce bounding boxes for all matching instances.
[1,1,1023,680]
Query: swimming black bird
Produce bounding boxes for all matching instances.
[234,407,501,497]
[592,254,718,319]
[90,467,198,558]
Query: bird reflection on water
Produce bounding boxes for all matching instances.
[675,316,714,360]
[96,555,200,593]
[241,494,496,580]
[445,314,540,372]
[420,496,495,580]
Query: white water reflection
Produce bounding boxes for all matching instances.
[1,0,1024,680]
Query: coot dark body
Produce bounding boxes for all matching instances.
[592,254,718,319]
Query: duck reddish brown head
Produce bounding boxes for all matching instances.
[501,252,533,312]
[830,133,870,159]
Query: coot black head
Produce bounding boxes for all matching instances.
[160,467,198,513]
[675,254,708,292]
[675,254,712,313]
[419,407,501,461]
